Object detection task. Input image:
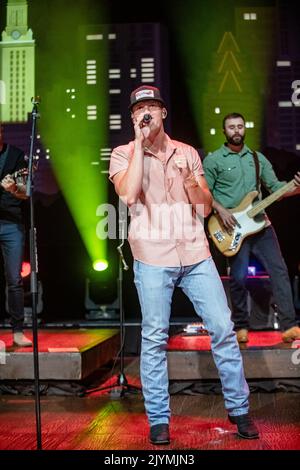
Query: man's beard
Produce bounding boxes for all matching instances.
[226,133,245,146]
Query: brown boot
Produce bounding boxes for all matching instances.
[236,328,249,343]
[13,332,32,347]
[282,326,300,343]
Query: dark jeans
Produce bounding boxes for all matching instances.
[0,222,25,332]
[229,226,296,331]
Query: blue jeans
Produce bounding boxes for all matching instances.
[0,222,25,332]
[134,256,249,426]
[229,226,296,331]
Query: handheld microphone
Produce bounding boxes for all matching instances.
[142,113,152,124]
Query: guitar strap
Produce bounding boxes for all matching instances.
[252,150,260,192]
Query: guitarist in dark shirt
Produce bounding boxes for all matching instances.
[0,124,32,347]
[204,113,300,344]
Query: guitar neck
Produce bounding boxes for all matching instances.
[248,180,295,217]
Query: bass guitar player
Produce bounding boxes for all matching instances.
[203,112,300,343]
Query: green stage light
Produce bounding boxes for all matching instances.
[35,2,109,265]
[93,260,109,272]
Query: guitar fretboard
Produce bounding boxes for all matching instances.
[248,180,295,217]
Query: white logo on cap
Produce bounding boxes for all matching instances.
[135,89,155,100]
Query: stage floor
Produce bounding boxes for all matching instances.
[0,357,299,450]
[0,329,300,450]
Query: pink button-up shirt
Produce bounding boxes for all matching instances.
[109,135,211,267]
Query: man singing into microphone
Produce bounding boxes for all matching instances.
[109,86,258,445]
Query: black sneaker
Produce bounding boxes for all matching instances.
[150,424,170,445]
[228,414,259,439]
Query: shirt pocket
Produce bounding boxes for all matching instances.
[218,165,238,183]
[165,160,182,192]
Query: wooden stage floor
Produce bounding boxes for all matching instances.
[0,358,300,450]
[0,328,299,450]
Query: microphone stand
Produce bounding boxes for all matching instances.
[114,214,141,396]
[86,200,140,397]
[26,97,42,450]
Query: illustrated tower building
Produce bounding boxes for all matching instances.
[0,0,35,122]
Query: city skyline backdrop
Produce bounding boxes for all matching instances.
[0,0,299,322]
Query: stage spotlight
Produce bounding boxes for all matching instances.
[85,260,119,321]
[93,259,108,272]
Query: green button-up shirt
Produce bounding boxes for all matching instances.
[203,144,286,209]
